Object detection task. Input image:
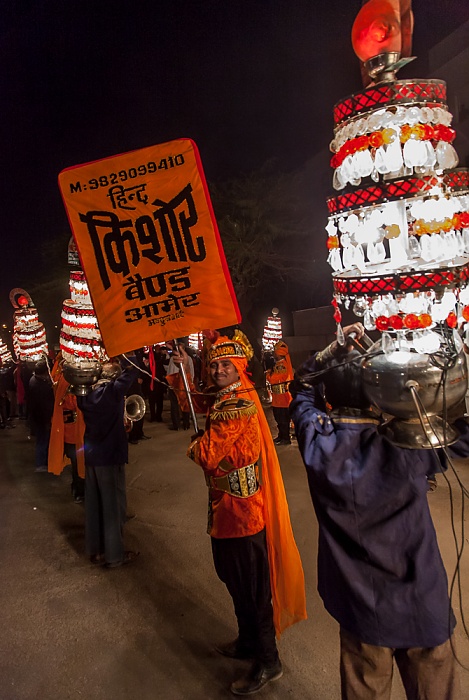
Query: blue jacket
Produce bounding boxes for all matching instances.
[290,355,469,648]
[77,361,138,467]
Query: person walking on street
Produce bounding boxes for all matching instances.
[28,360,54,472]
[185,332,306,695]
[166,342,194,431]
[147,345,167,422]
[266,340,294,445]
[48,354,86,503]
[77,355,140,568]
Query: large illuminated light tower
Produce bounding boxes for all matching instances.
[58,238,107,394]
[188,332,203,351]
[262,308,283,352]
[10,289,48,364]
[60,269,107,364]
[324,0,469,446]
[0,338,13,367]
[59,237,107,365]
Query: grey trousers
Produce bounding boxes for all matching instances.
[340,627,460,700]
[85,463,127,565]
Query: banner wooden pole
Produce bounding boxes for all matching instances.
[173,339,199,433]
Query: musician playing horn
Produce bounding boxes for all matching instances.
[77,355,140,568]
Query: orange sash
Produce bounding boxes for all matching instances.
[230,357,307,637]
[48,370,85,478]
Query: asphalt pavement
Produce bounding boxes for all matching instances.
[1,402,469,700]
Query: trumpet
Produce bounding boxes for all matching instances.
[124,394,146,428]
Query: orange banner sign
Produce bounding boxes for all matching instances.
[58,139,241,356]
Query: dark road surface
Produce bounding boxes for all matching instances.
[1,404,468,700]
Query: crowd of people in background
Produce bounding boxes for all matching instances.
[1,327,464,698]
[0,334,294,498]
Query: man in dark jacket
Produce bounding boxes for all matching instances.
[77,355,139,568]
[290,322,468,700]
[28,360,54,471]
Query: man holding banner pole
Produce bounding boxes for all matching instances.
[58,137,305,692]
[185,331,306,695]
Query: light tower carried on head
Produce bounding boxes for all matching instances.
[324,0,469,446]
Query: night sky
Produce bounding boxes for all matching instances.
[2,0,469,336]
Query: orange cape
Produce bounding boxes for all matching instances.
[48,366,85,478]
[229,354,307,636]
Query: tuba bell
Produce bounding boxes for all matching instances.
[124,394,147,427]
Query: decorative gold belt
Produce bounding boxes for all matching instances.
[271,382,289,394]
[205,463,259,498]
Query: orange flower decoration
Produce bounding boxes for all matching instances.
[389,315,404,330]
[418,313,432,328]
[446,312,457,329]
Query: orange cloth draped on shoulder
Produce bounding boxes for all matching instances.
[266,341,294,409]
[166,371,196,413]
[48,364,85,478]
[204,335,307,637]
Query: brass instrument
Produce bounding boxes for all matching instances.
[124,394,146,425]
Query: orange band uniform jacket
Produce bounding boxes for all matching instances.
[187,398,265,539]
[266,359,293,409]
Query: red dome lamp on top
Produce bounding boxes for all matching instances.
[352,0,415,84]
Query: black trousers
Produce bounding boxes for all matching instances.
[211,528,279,667]
[272,406,290,441]
[169,389,181,429]
[148,386,164,421]
[85,463,126,565]
[64,442,85,498]
[128,416,144,440]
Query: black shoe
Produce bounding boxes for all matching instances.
[215,639,254,660]
[230,661,283,695]
[106,550,140,568]
[73,494,84,504]
[129,439,139,445]
[273,436,282,444]
[155,417,163,422]
[275,439,291,446]
[139,435,151,440]
[168,426,179,431]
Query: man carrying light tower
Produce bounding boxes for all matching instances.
[291,321,469,700]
